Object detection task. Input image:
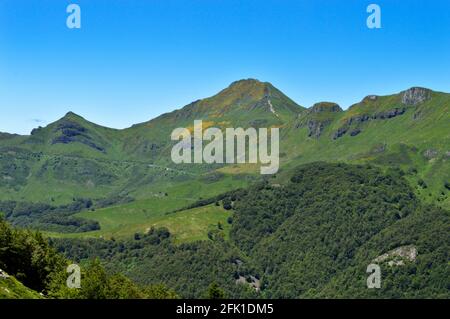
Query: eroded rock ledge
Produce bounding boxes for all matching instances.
[401,87,432,106]
[332,107,406,140]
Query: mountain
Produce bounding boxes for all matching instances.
[120,79,304,161]
[0,79,449,229]
[0,79,449,299]
[134,78,303,126]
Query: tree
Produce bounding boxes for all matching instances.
[223,199,232,210]
[143,284,179,299]
[0,218,66,293]
[206,282,225,299]
[418,179,427,188]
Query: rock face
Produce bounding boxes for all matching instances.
[373,108,406,119]
[307,120,328,138]
[332,108,406,140]
[303,102,342,138]
[401,87,432,106]
[332,126,349,140]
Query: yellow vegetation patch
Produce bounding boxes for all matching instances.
[186,121,216,134]
[216,163,260,174]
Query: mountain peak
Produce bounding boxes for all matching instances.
[228,78,268,88]
[203,79,302,117]
[144,78,303,126]
[63,111,85,120]
[218,78,272,99]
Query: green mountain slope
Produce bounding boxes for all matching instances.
[0,80,449,237]
[0,270,42,299]
[278,87,450,209]
[120,78,304,164]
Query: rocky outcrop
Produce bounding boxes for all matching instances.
[362,95,378,102]
[332,126,349,140]
[423,149,438,159]
[401,87,432,106]
[373,107,406,119]
[236,275,261,292]
[332,108,406,140]
[307,120,330,138]
[346,114,370,125]
[302,102,342,138]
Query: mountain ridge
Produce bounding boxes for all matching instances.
[0,79,448,211]
[1,81,445,137]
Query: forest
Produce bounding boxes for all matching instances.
[47,162,450,298]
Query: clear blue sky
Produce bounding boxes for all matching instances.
[1,0,449,134]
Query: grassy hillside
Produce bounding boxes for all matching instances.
[0,272,42,299]
[48,202,231,244]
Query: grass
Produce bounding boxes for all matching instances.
[152,205,231,243]
[0,276,42,299]
[46,198,232,243]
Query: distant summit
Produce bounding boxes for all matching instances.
[309,102,342,113]
[138,79,304,127]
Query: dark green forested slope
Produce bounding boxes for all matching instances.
[52,162,450,298]
[0,217,178,299]
[231,163,449,298]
